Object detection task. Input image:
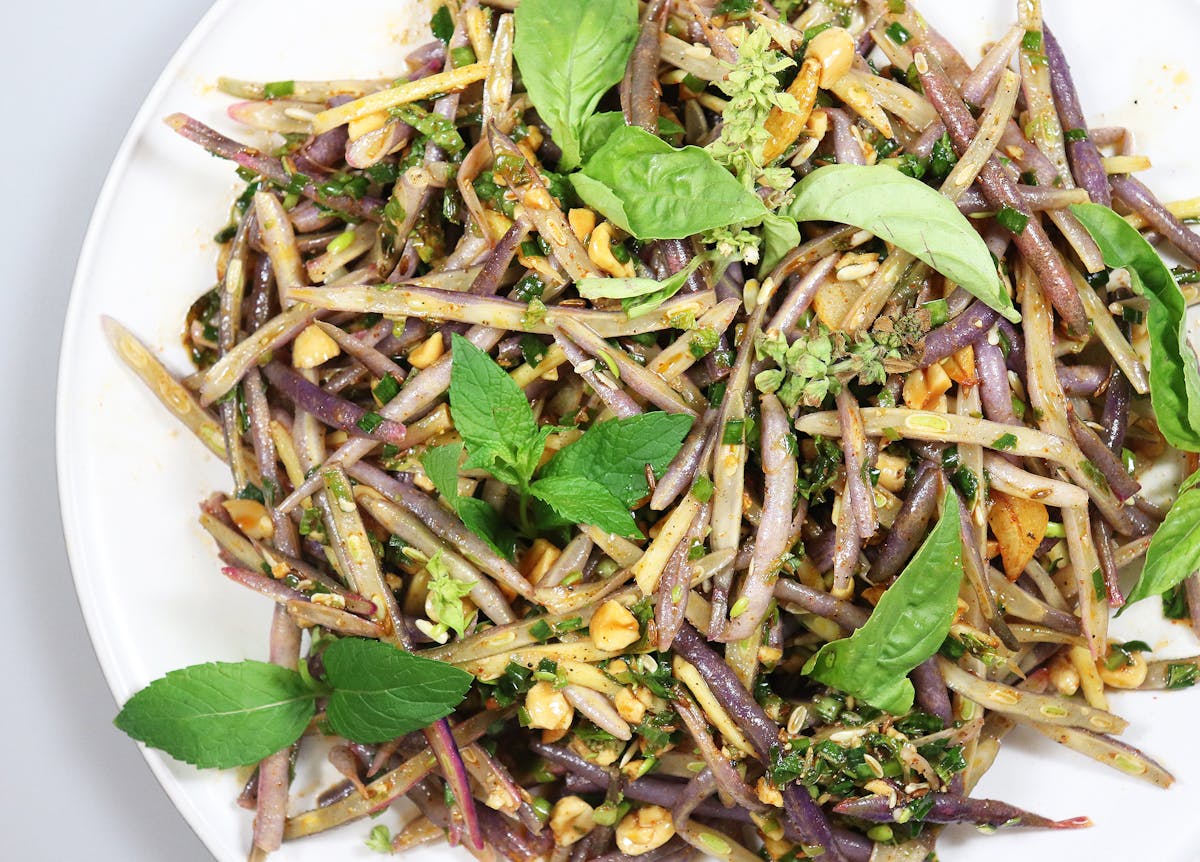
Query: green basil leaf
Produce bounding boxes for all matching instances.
[1124,483,1200,607]
[530,475,640,537]
[782,164,1019,323]
[759,212,802,277]
[540,412,694,506]
[1070,203,1200,452]
[573,125,767,240]
[513,0,639,170]
[580,112,626,164]
[578,256,707,318]
[114,661,316,768]
[803,493,963,714]
[449,333,547,485]
[323,638,473,744]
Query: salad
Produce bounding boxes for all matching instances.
[104,0,1200,860]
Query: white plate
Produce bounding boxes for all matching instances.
[56,1,1200,860]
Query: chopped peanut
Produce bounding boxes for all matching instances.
[587,222,635,278]
[1047,651,1081,696]
[519,538,561,585]
[292,324,341,369]
[903,364,953,411]
[517,125,544,163]
[568,208,597,242]
[221,498,274,540]
[614,686,647,724]
[1097,650,1149,689]
[615,805,675,856]
[407,332,444,369]
[525,681,574,731]
[549,796,595,847]
[589,600,641,652]
[806,27,856,87]
[755,776,784,807]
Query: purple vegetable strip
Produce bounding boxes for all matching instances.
[1043,26,1111,206]
[314,320,407,384]
[1111,174,1200,267]
[672,697,765,813]
[651,409,718,510]
[1068,410,1141,501]
[670,623,846,861]
[921,301,1000,367]
[425,719,482,850]
[765,254,837,335]
[720,394,797,641]
[867,461,941,584]
[774,578,869,630]
[1057,364,1108,397]
[164,113,383,221]
[833,792,1090,829]
[916,53,1088,334]
[837,388,877,540]
[621,0,668,131]
[826,108,866,166]
[554,330,644,419]
[261,362,407,445]
[657,504,709,651]
[911,658,954,724]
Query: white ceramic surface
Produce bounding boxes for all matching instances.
[56,1,1200,860]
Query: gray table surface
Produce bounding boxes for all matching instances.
[2,2,214,858]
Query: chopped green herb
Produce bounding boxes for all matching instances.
[996,205,1030,235]
[430,5,454,43]
[262,80,295,99]
[992,433,1019,451]
[886,22,912,44]
[357,412,385,434]
[1166,663,1199,690]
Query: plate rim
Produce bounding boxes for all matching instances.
[55,0,236,857]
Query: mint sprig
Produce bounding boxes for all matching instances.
[114,639,472,768]
[443,335,693,540]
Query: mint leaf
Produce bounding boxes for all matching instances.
[114,661,316,768]
[323,639,473,744]
[457,497,518,558]
[530,475,639,537]
[803,494,964,714]
[422,442,519,559]
[448,334,547,486]
[422,441,464,503]
[541,413,694,507]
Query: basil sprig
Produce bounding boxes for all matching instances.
[114,638,473,768]
[1070,202,1200,452]
[783,164,1020,323]
[512,0,639,171]
[572,125,768,240]
[803,493,964,714]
